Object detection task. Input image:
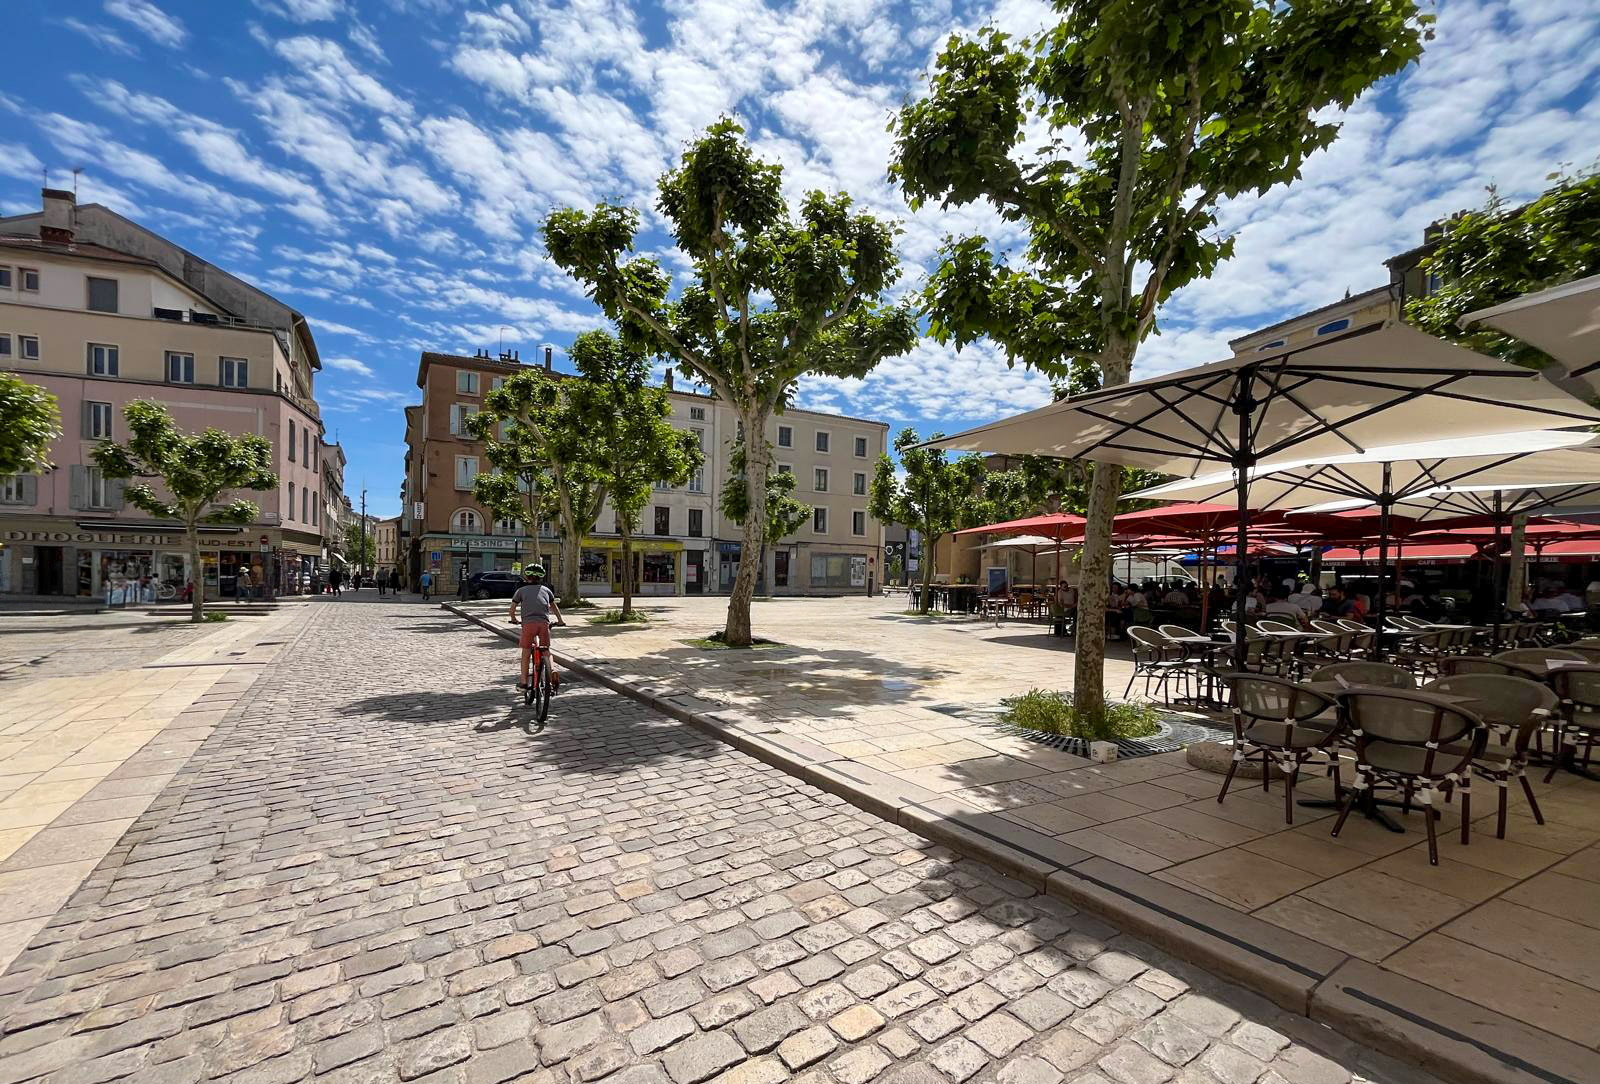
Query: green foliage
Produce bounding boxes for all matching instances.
[342,522,376,567]
[721,439,812,542]
[92,401,277,622]
[588,608,650,625]
[545,117,918,645]
[0,374,61,476]
[682,635,784,651]
[203,611,229,622]
[564,331,703,617]
[1409,169,1600,368]
[1000,689,1161,742]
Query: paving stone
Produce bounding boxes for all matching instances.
[708,1056,788,1084]
[734,1003,810,1053]
[690,992,756,1029]
[630,1012,696,1056]
[395,1024,472,1080]
[1229,1022,1290,1062]
[930,1036,988,1083]
[830,1044,892,1084]
[776,1025,838,1070]
[663,1031,746,1084]
[464,1039,541,1084]
[312,1025,385,1074]
[1200,1043,1268,1084]
[1011,989,1074,1031]
[965,1011,1033,1058]
[1132,1014,1213,1067]
[827,1003,885,1042]
[997,1055,1064,1084]
[1098,1041,1176,1084]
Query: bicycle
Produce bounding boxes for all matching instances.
[516,618,565,728]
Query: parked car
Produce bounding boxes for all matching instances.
[465,570,523,599]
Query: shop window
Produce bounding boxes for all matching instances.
[457,370,480,394]
[852,510,866,536]
[815,430,830,453]
[854,436,868,457]
[86,276,118,313]
[220,356,249,387]
[688,508,703,537]
[452,508,481,534]
[812,507,828,534]
[810,553,853,588]
[87,343,117,375]
[654,506,670,535]
[580,550,609,583]
[777,425,792,448]
[642,552,675,584]
[166,351,195,384]
[852,471,866,495]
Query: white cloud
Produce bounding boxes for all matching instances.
[104,0,186,48]
[255,0,344,21]
[62,17,138,56]
[324,356,376,377]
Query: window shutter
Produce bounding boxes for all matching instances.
[80,401,92,438]
[69,465,86,510]
[108,479,126,511]
[20,475,37,504]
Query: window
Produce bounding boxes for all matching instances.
[688,508,703,537]
[654,506,670,535]
[815,430,830,453]
[457,370,480,394]
[491,376,505,391]
[852,510,866,536]
[1315,318,1351,336]
[302,487,310,523]
[288,419,297,462]
[690,406,706,421]
[777,463,793,477]
[449,403,478,436]
[812,507,828,533]
[854,436,868,458]
[276,372,284,393]
[814,467,829,492]
[19,336,38,361]
[454,455,479,490]
[20,268,39,293]
[287,482,295,520]
[220,357,248,387]
[166,352,195,384]
[777,425,792,448]
[86,277,118,313]
[86,467,109,509]
[85,401,113,440]
[453,508,481,534]
[302,429,310,467]
[87,343,117,376]
[495,516,519,535]
[0,334,10,357]
[688,467,703,493]
[0,475,28,504]
[312,502,319,527]
[0,267,10,289]
[852,471,866,496]
[1256,339,1286,352]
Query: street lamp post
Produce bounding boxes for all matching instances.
[360,487,369,585]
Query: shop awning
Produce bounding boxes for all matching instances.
[1322,543,1481,563]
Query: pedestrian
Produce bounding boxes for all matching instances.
[329,567,343,597]
[236,565,252,604]
[419,569,432,600]
[377,568,389,597]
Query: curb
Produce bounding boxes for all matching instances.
[442,602,1600,1084]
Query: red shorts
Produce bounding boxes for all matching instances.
[519,620,551,650]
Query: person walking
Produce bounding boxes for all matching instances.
[377,568,389,597]
[419,569,432,600]
[329,567,343,598]
[235,565,252,604]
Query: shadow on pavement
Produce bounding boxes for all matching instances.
[633,644,950,717]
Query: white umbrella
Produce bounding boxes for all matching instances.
[926,323,1600,663]
[1462,274,1600,376]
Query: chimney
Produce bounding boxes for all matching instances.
[544,346,552,371]
[41,188,75,244]
[664,367,674,391]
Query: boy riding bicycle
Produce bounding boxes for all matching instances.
[508,565,563,692]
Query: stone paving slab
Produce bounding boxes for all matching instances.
[0,603,1439,1084]
[442,597,1600,1084]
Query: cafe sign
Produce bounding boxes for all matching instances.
[4,529,258,549]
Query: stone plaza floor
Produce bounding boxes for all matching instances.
[445,593,1600,1083]
[0,598,1434,1084]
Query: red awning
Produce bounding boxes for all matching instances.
[1323,543,1482,563]
[954,512,1086,538]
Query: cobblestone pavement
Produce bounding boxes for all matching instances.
[0,604,1439,1084]
[0,614,223,681]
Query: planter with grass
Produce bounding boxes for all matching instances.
[587,609,650,626]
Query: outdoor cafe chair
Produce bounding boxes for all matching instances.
[1332,688,1487,865]
[1564,639,1600,664]
[1310,620,1359,660]
[1426,674,1552,837]
[1394,630,1448,679]
[1442,656,1542,681]
[1336,619,1378,658]
[1496,647,1584,668]
[1545,664,1600,783]
[1309,661,1416,689]
[1158,623,1196,641]
[1217,674,1342,825]
[1126,627,1192,703]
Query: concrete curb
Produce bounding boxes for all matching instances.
[442,602,1600,1084]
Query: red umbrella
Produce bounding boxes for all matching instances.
[954,512,1086,538]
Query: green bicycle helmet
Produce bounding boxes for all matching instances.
[523,564,546,579]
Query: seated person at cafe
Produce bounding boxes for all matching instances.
[1163,583,1191,606]
[1321,585,1355,618]
[1532,588,1568,614]
[1291,581,1322,615]
[1263,582,1307,626]
[1557,586,1585,611]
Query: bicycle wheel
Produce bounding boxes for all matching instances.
[534,651,551,724]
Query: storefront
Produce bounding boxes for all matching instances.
[418,533,549,594]
[0,518,289,601]
[578,537,684,597]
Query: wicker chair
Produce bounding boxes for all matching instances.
[1310,620,1358,660]
[1126,627,1191,702]
[1497,647,1584,667]
[1332,689,1486,864]
[1546,664,1600,783]
[1426,674,1553,837]
[1218,674,1343,824]
[1442,655,1542,680]
[1309,661,1416,689]
[1394,630,1448,679]
[1336,619,1378,658]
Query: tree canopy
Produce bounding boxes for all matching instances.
[545,116,918,644]
[562,331,703,618]
[890,0,1430,715]
[92,400,277,621]
[0,373,61,477]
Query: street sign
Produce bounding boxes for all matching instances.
[258,535,270,553]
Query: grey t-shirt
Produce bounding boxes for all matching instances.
[513,584,555,620]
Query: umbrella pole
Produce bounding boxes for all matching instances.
[1491,490,1505,647]
[1233,373,1256,672]
[1374,462,1393,660]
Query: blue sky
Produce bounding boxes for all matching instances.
[4,0,1598,518]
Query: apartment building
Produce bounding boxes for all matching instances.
[1229,284,1398,355]
[374,515,401,573]
[400,352,888,596]
[0,188,334,599]
[321,439,347,573]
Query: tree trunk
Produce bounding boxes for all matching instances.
[1072,461,1123,723]
[560,530,581,605]
[619,520,635,618]
[1506,513,1528,611]
[188,517,204,623]
[723,405,768,645]
[918,531,938,614]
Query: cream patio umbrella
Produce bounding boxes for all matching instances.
[1462,274,1600,378]
[925,323,1600,666]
